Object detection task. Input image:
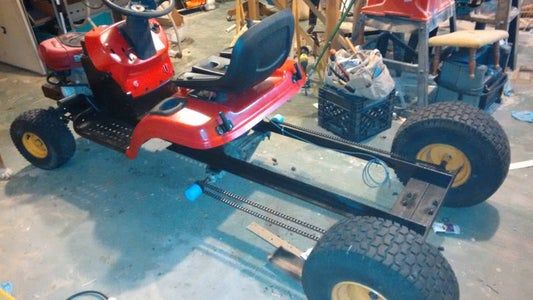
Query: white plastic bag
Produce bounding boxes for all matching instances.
[325,48,395,100]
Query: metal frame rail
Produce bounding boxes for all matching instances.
[168,120,454,238]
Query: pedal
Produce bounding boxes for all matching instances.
[74,113,134,153]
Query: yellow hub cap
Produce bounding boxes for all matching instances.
[416,143,471,187]
[332,281,386,300]
[22,132,48,159]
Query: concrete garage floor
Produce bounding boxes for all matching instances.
[1,4,533,299]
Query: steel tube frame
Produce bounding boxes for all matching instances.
[168,120,454,237]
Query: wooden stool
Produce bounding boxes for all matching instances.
[429,30,509,79]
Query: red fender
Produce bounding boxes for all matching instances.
[125,60,305,158]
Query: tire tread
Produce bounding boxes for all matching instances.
[10,108,75,169]
[391,102,510,206]
[305,216,458,300]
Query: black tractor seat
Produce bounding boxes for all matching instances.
[191,55,231,76]
[174,9,294,93]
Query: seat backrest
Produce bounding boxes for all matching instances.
[222,9,294,92]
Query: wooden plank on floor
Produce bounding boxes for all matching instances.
[268,247,304,279]
[246,222,303,257]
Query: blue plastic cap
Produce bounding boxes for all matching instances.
[271,114,285,124]
[1,282,13,294]
[184,183,203,202]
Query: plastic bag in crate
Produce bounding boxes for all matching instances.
[325,48,395,101]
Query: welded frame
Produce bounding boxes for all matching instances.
[168,119,454,238]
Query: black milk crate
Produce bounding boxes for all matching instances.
[318,85,393,142]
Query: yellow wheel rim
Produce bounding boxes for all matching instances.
[332,281,386,300]
[22,132,48,159]
[416,143,471,187]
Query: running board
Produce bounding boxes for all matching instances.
[73,112,134,153]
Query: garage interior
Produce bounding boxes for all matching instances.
[1,0,532,299]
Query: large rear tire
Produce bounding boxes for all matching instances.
[10,109,76,170]
[391,102,510,207]
[302,216,459,300]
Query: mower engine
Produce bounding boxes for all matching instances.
[38,32,89,99]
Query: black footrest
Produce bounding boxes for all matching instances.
[74,113,134,153]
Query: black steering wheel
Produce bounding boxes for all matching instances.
[102,0,176,18]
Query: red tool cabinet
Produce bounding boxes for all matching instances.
[362,0,455,21]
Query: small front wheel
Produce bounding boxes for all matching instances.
[10,109,76,170]
[302,216,459,300]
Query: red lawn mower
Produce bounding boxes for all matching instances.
[11,1,510,299]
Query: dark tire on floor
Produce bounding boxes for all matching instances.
[10,109,76,170]
[391,102,510,207]
[302,216,459,300]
